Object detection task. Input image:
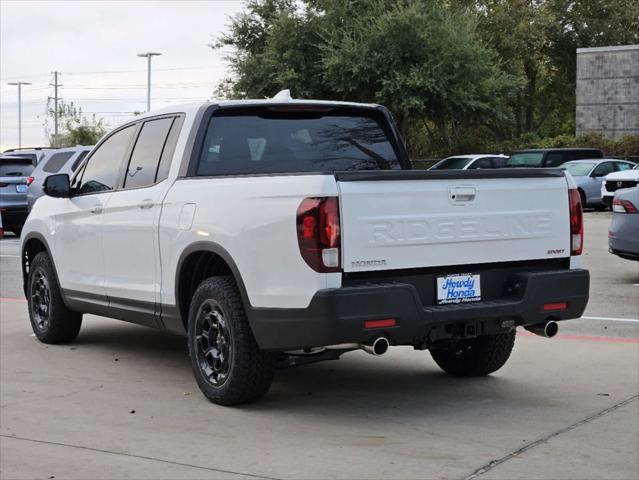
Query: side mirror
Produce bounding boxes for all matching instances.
[43,174,71,198]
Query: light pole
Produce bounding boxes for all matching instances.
[137,52,162,112]
[7,81,31,148]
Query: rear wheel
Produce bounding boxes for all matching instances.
[28,251,82,343]
[187,277,276,405]
[429,330,516,377]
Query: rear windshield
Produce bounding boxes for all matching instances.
[506,152,543,167]
[563,162,595,176]
[431,157,472,170]
[196,108,402,176]
[0,159,33,177]
[43,151,74,173]
[8,152,37,164]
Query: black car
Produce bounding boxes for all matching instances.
[506,148,603,168]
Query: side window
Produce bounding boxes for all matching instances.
[124,117,174,189]
[75,125,135,195]
[592,162,615,177]
[70,150,90,172]
[544,152,565,167]
[155,116,183,183]
[42,152,74,173]
[467,158,492,169]
[492,157,507,168]
[616,162,633,171]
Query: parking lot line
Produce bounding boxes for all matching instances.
[518,331,639,343]
[582,315,639,323]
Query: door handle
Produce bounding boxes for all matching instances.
[90,205,102,214]
[449,186,476,203]
[138,199,154,210]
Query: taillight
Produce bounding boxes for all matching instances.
[296,197,341,272]
[612,198,638,213]
[568,189,583,255]
[26,176,34,186]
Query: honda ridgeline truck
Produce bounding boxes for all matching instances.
[21,92,590,405]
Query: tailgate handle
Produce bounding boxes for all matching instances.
[450,186,476,203]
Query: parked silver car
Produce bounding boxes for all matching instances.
[561,159,636,208]
[609,187,639,261]
[26,146,93,209]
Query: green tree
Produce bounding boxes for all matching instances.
[213,0,519,153]
[45,100,107,147]
[471,0,639,138]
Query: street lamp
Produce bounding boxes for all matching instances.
[137,52,162,112]
[7,81,31,148]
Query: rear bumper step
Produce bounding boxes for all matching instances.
[249,269,590,350]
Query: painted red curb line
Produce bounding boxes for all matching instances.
[0,297,26,303]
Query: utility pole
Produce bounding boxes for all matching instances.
[7,81,31,148]
[50,71,62,147]
[137,52,162,112]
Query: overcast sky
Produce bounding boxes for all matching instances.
[0,0,245,150]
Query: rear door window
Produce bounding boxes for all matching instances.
[616,162,634,171]
[592,162,615,177]
[492,157,507,168]
[124,117,174,189]
[42,152,74,173]
[467,158,492,169]
[196,108,401,176]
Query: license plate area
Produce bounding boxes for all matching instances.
[15,184,28,193]
[436,273,481,305]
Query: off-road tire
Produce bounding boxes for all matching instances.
[28,251,82,343]
[430,330,516,377]
[187,277,276,406]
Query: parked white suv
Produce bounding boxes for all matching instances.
[601,164,639,206]
[21,94,590,405]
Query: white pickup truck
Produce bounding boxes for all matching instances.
[21,93,590,405]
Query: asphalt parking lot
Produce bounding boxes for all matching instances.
[1,212,638,480]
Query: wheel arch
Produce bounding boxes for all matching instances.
[21,232,57,298]
[577,187,587,206]
[175,241,252,332]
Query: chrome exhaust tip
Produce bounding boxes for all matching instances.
[362,337,390,356]
[525,320,559,338]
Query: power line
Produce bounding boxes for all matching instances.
[2,65,216,82]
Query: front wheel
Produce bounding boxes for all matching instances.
[187,277,276,406]
[429,330,516,377]
[28,251,82,343]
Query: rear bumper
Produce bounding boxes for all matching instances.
[249,269,590,351]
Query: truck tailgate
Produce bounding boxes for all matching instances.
[337,170,570,272]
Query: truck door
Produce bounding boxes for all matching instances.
[100,116,180,322]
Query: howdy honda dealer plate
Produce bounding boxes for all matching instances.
[436,273,481,305]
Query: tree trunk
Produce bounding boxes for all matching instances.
[524,62,536,133]
[399,111,409,154]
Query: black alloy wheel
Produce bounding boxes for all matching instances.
[195,300,233,387]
